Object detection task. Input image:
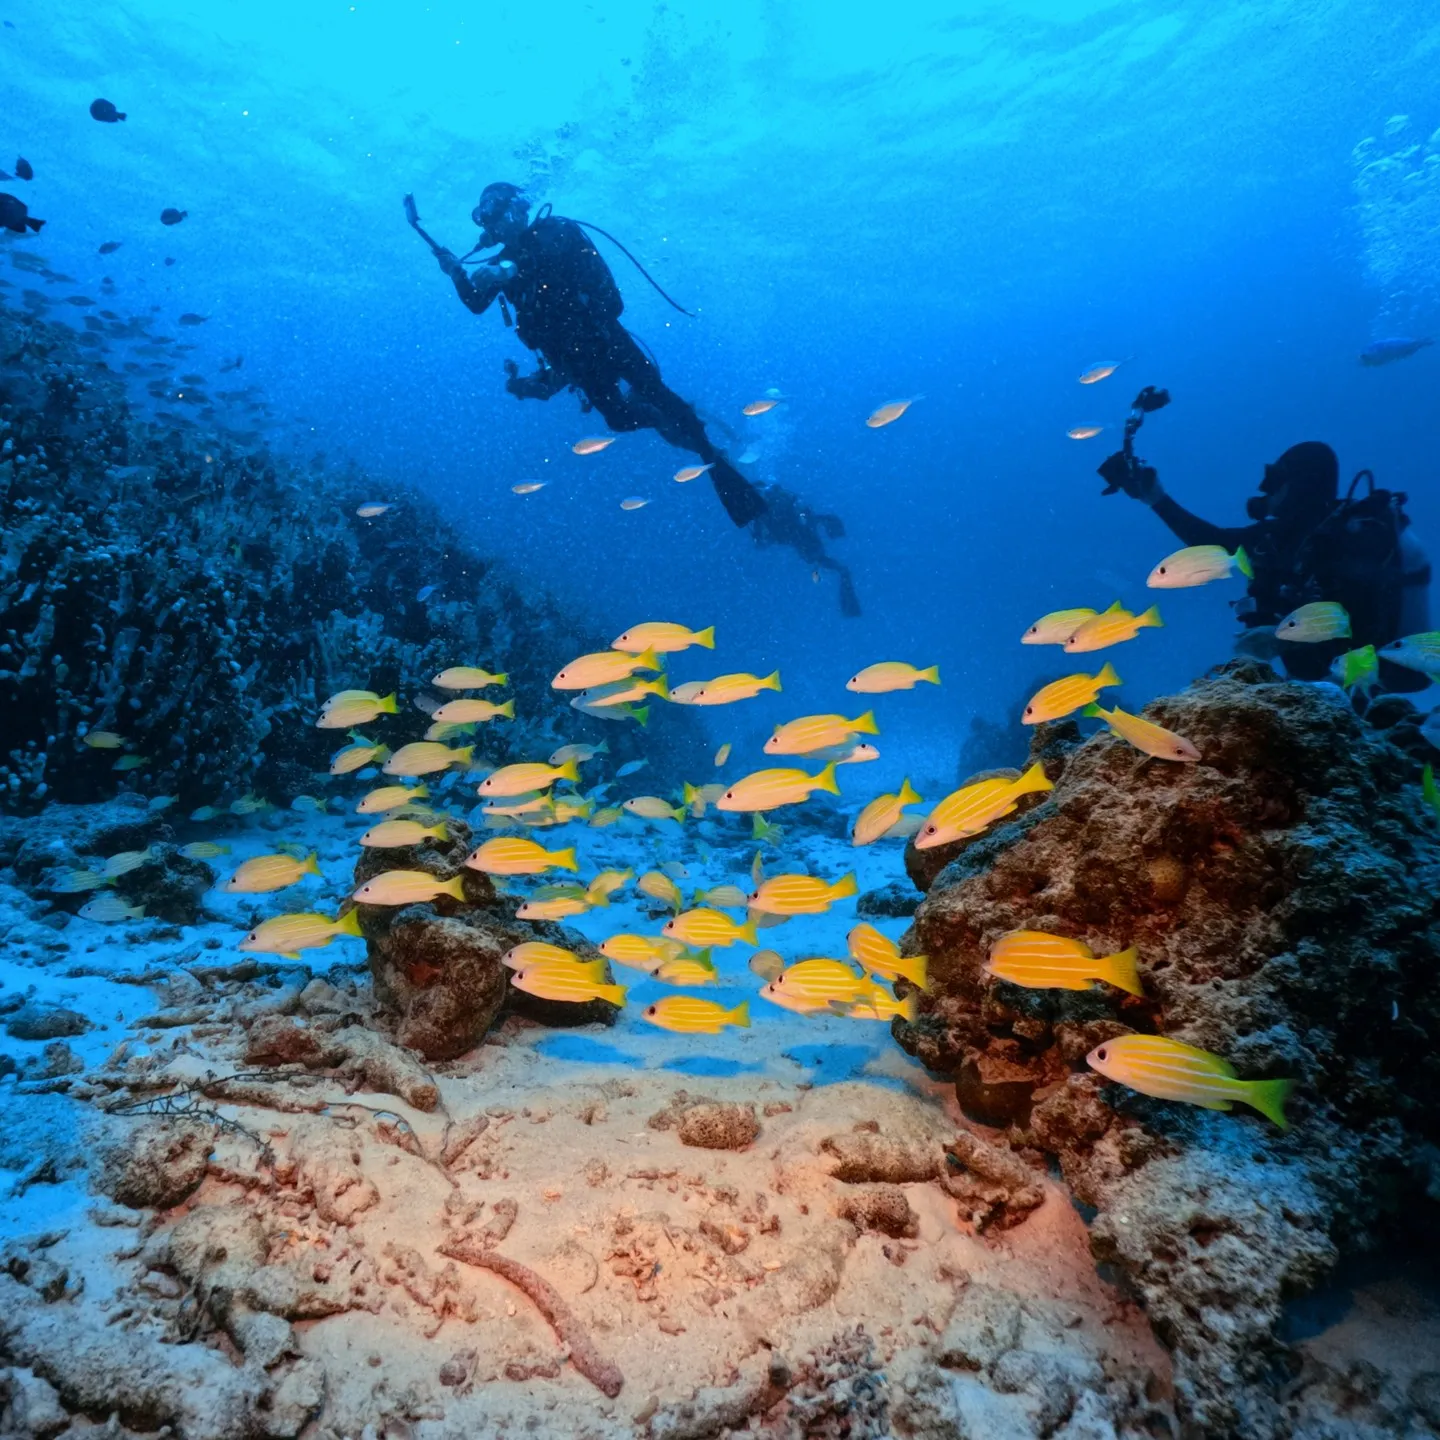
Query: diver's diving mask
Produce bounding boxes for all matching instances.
[471,184,526,246]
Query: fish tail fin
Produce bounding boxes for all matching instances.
[304,851,321,875]
[556,848,579,872]
[557,758,580,783]
[498,699,516,719]
[651,675,670,700]
[1016,761,1053,796]
[1245,1077,1295,1130]
[897,777,922,806]
[1139,605,1164,628]
[1101,945,1144,996]
[854,710,879,735]
[728,1001,751,1028]
[335,908,364,938]
[1234,546,1254,579]
[814,761,840,796]
[764,670,783,692]
[493,672,509,686]
[921,665,941,684]
[633,705,650,728]
[379,692,399,713]
[695,626,716,649]
[637,646,660,671]
[1082,702,1103,719]
[898,991,918,1021]
[831,872,858,899]
[373,745,392,763]
[456,746,475,766]
[683,782,699,805]
[600,983,628,1006]
[1096,661,1121,688]
[907,953,930,991]
[669,804,687,823]
[26,217,45,233]
[738,917,760,945]
[443,875,467,900]
[433,822,450,842]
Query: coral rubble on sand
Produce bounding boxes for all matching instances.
[896,659,1440,1437]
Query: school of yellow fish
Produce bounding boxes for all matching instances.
[100,369,1440,1131]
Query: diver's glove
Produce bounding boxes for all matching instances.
[436,248,463,279]
[1097,452,1164,505]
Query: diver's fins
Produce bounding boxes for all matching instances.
[710,458,767,528]
[838,568,862,619]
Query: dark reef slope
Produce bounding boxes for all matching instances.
[0,302,639,813]
[895,661,1440,1438]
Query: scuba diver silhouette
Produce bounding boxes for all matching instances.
[429,183,765,529]
[1099,387,1431,690]
[749,481,862,617]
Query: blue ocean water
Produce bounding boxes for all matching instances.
[3,0,1438,794]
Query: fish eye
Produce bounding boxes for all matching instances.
[1096,1047,1107,1061]
[1158,566,1167,575]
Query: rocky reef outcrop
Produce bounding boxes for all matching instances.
[894,660,1440,1438]
[0,302,666,814]
[350,821,621,1059]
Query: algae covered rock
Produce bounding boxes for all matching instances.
[894,661,1440,1437]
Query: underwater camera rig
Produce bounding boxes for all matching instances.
[1097,384,1171,496]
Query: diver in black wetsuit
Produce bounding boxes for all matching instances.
[435,183,765,529]
[749,481,861,617]
[1100,421,1431,690]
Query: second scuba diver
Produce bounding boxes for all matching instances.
[1099,388,1431,690]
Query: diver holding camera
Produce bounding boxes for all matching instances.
[1096,386,1431,690]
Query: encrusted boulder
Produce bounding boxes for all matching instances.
[354,824,619,1058]
[893,661,1440,1437]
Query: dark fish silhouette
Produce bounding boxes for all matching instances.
[0,193,44,233]
[1359,337,1434,367]
[164,257,175,266]
[160,208,187,226]
[219,354,244,371]
[98,240,122,254]
[90,98,126,123]
[178,313,207,325]
[180,373,205,384]
[66,295,96,307]
[14,158,33,181]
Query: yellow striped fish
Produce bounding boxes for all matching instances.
[330,735,391,774]
[1064,602,1163,653]
[845,661,939,693]
[1084,704,1201,762]
[1021,608,1098,646]
[662,908,759,947]
[352,870,466,905]
[611,622,715,654]
[360,819,450,848]
[511,966,625,1005]
[357,783,429,814]
[383,742,474,777]
[599,933,685,972]
[431,697,515,723]
[764,711,878,756]
[695,884,748,909]
[641,997,749,1034]
[915,763,1052,850]
[668,671,782,706]
[851,778,922,846]
[638,870,685,911]
[432,666,508,690]
[986,931,1142,995]
[1086,1034,1293,1128]
[760,959,871,1013]
[239,909,363,958]
[223,852,320,893]
[477,758,580,797]
[748,872,857,915]
[551,648,660,690]
[465,837,577,875]
[502,940,586,971]
[586,869,633,906]
[1274,601,1351,643]
[847,923,928,989]
[1023,663,1121,724]
[655,954,720,986]
[514,894,591,921]
[717,763,840,813]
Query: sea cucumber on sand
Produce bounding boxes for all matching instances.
[438,1240,624,1397]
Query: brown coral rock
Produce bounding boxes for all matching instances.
[95,1117,215,1210]
[677,1102,759,1151]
